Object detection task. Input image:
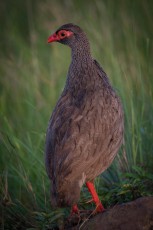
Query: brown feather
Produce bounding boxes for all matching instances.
[45,23,124,207]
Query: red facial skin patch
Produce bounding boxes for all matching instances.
[48,30,73,43]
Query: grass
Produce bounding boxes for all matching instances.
[0,0,153,229]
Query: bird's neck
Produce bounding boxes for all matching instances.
[66,43,95,99]
[70,42,93,74]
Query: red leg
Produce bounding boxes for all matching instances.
[71,204,79,214]
[86,181,105,212]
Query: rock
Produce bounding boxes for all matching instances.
[67,197,153,230]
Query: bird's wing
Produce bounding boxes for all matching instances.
[94,59,107,76]
[93,59,111,85]
[45,87,103,181]
[46,64,123,183]
[45,90,74,180]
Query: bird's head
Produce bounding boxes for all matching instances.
[48,23,88,48]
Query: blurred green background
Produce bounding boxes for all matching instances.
[0,0,153,229]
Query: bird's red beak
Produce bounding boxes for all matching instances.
[48,33,60,43]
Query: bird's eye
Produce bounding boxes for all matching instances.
[61,33,65,37]
[59,31,66,39]
[58,30,73,40]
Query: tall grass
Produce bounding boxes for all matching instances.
[0,0,153,228]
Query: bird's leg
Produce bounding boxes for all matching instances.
[86,181,105,212]
[71,204,79,214]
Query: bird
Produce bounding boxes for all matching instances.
[45,23,124,214]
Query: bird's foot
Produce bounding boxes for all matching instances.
[71,204,79,214]
[86,181,105,213]
[70,205,91,215]
[67,211,92,230]
[95,202,105,213]
[70,204,93,219]
[85,199,105,212]
[67,204,81,227]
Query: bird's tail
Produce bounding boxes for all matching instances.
[50,179,81,208]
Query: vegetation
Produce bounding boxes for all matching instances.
[0,0,153,229]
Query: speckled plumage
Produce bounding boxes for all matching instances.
[45,24,124,208]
